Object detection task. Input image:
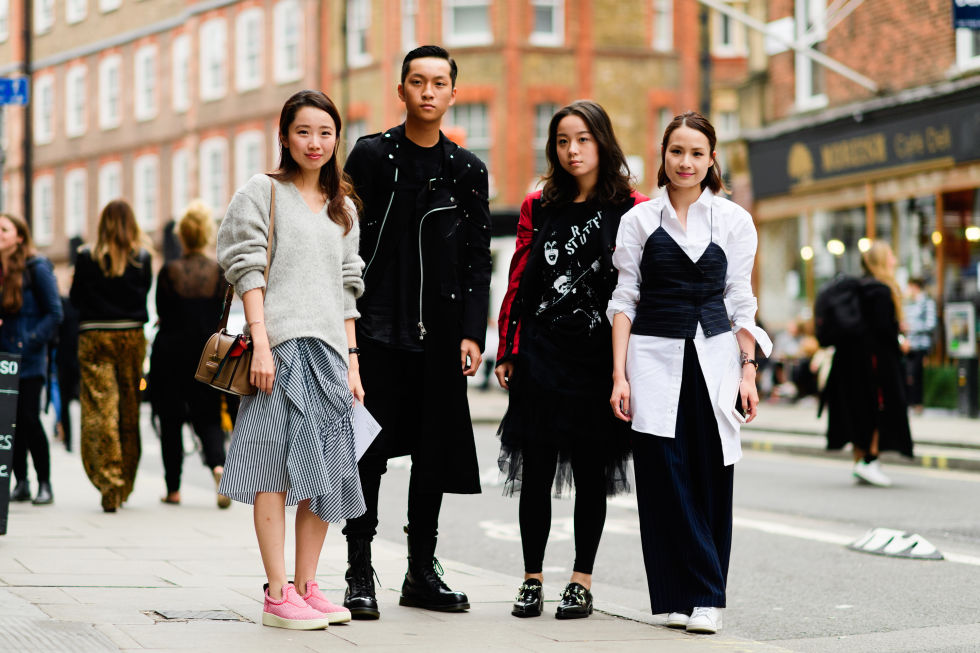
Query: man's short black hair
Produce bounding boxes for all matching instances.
[401,45,458,88]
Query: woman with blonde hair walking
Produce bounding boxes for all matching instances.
[70,200,153,512]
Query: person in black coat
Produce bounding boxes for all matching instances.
[340,45,492,619]
[822,241,912,486]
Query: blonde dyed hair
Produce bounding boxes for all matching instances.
[861,241,904,324]
[93,199,149,277]
[177,200,215,252]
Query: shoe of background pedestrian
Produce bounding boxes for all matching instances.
[298,580,351,624]
[853,459,892,487]
[686,606,722,633]
[399,531,470,612]
[344,538,381,619]
[101,489,120,513]
[555,582,593,619]
[511,578,543,618]
[32,482,53,505]
[11,480,31,502]
[261,583,330,630]
[160,492,180,505]
[213,467,231,509]
[665,611,690,628]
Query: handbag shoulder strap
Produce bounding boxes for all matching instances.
[217,179,276,331]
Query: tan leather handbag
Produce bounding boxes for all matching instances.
[195,181,276,396]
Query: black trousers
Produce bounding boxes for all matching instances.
[12,377,50,485]
[905,349,926,406]
[633,339,734,614]
[157,381,226,494]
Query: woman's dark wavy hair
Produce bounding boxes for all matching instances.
[271,90,358,234]
[656,110,728,194]
[540,100,633,206]
[0,213,34,313]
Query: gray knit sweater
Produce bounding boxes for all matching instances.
[216,174,364,358]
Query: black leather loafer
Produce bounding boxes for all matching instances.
[555,582,593,619]
[511,579,543,618]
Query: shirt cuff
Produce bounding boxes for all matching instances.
[734,321,773,357]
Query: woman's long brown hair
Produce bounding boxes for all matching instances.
[861,240,904,324]
[0,213,36,313]
[93,200,148,277]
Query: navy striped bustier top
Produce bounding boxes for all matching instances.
[630,222,732,339]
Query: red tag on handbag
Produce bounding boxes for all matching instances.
[228,334,248,358]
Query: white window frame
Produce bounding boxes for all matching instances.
[199,137,229,215]
[533,102,558,176]
[443,0,492,48]
[33,74,54,145]
[346,119,367,155]
[67,0,88,24]
[134,45,158,122]
[652,0,673,52]
[530,0,563,47]
[234,130,264,190]
[34,0,54,35]
[65,65,87,138]
[200,18,228,102]
[98,161,122,210]
[99,55,122,130]
[956,28,980,72]
[133,154,159,232]
[32,175,54,246]
[447,103,491,170]
[0,1,9,43]
[99,0,121,13]
[64,168,88,238]
[346,0,371,68]
[712,3,747,57]
[274,0,303,83]
[236,7,264,91]
[794,0,827,112]
[171,148,189,218]
[401,0,418,52]
[171,34,191,113]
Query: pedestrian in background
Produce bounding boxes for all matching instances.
[0,214,63,506]
[608,112,771,635]
[150,200,230,509]
[495,100,647,620]
[823,241,913,486]
[54,296,80,452]
[904,277,937,414]
[70,200,153,513]
[216,89,365,630]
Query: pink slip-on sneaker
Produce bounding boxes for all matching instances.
[300,581,352,624]
[262,583,331,630]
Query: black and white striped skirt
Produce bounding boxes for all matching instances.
[218,337,366,523]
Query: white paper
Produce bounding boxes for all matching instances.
[352,400,381,460]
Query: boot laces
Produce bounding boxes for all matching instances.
[422,557,452,591]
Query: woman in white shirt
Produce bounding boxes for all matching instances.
[607,111,771,635]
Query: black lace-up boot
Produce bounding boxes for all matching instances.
[343,538,380,619]
[398,529,469,612]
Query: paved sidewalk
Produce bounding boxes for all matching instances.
[0,433,786,652]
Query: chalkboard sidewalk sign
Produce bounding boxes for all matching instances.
[0,353,22,535]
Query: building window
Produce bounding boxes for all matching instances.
[32,175,54,246]
[956,28,980,71]
[274,0,302,82]
[65,66,87,138]
[444,0,492,47]
[199,137,229,215]
[34,0,54,35]
[658,106,674,136]
[99,0,121,12]
[98,161,122,210]
[134,154,159,232]
[653,0,673,52]
[716,110,739,141]
[530,0,563,47]
[447,103,490,170]
[200,18,228,102]
[794,0,827,111]
[134,45,158,121]
[171,148,189,218]
[533,103,558,176]
[33,74,54,145]
[346,119,367,155]
[402,0,418,52]
[0,1,9,43]
[236,7,263,91]
[172,34,190,112]
[346,0,371,68]
[64,168,88,238]
[67,0,88,24]
[235,130,264,190]
[99,55,121,129]
[712,3,747,57]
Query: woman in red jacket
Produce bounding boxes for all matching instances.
[495,100,647,620]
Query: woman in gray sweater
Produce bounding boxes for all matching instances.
[216,90,365,631]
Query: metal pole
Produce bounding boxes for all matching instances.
[22,0,33,227]
[699,5,711,117]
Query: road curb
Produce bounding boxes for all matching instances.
[741,436,980,473]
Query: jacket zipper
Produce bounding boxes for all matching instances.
[363,168,399,277]
[416,203,457,340]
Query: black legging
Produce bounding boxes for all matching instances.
[12,376,50,485]
[519,442,608,575]
[158,383,226,494]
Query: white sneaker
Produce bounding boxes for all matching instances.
[665,612,689,628]
[686,606,722,634]
[853,460,892,487]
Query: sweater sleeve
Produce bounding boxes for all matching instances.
[217,175,273,297]
[341,197,365,319]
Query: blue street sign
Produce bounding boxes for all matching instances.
[954,0,980,29]
[0,78,29,106]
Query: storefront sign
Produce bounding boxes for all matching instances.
[953,0,980,29]
[0,353,21,536]
[748,88,980,198]
[945,302,977,359]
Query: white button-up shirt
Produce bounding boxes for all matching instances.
[606,189,772,465]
